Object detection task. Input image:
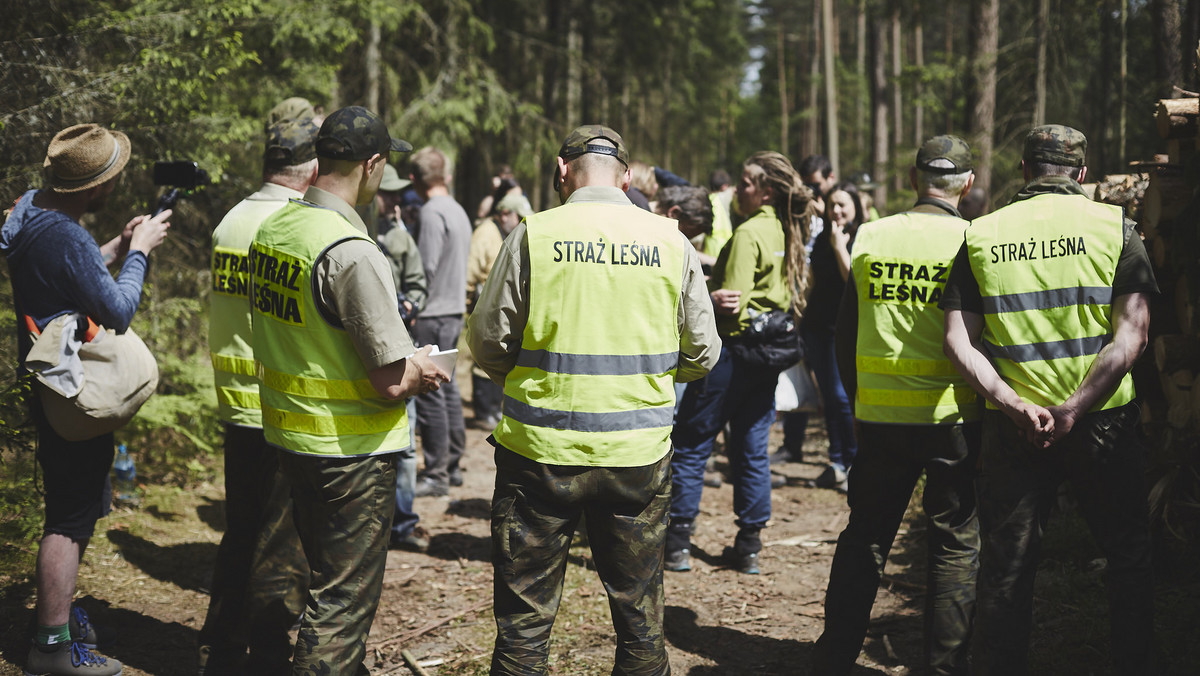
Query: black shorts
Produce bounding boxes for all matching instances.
[35,408,114,541]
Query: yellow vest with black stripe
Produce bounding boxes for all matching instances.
[492,203,685,467]
[250,200,410,456]
[851,211,979,424]
[966,193,1135,410]
[209,184,300,427]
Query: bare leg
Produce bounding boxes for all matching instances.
[35,534,87,627]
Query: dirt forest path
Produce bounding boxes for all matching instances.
[0,411,934,676]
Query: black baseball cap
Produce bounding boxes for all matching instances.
[315,106,413,161]
[558,124,629,167]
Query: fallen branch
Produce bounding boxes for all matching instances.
[720,613,770,625]
[376,598,491,649]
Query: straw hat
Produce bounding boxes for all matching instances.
[43,124,131,193]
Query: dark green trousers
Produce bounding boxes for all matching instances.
[491,445,671,676]
[199,424,308,675]
[279,450,397,676]
[813,421,981,676]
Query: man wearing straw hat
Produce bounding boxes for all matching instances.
[2,123,171,676]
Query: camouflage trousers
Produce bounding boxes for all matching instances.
[491,445,671,676]
[199,424,308,675]
[813,421,981,676]
[279,450,397,676]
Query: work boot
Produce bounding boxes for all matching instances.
[68,607,97,650]
[25,641,122,676]
[389,526,431,553]
[723,527,762,575]
[664,519,693,572]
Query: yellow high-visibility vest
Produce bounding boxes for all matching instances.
[250,200,411,456]
[851,211,979,424]
[966,193,1135,410]
[492,202,685,467]
[209,184,300,427]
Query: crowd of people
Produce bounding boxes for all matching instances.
[4,93,1159,676]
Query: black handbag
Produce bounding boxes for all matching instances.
[725,309,803,370]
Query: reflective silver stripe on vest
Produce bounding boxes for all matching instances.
[503,396,674,431]
[515,349,678,376]
[984,334,1111,363]
[981,286,1112,314]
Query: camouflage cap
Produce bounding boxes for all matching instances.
[315,106,413,161]
[379,163,411,192]
[915,135,973,174]
[266,97,315,128]
[1024,124,1086,167]
[558,124,629,167]
[264,117,319,168]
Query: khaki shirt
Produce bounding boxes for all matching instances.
[304,186,415,370]
[467,185,721,385]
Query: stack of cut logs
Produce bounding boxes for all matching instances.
[1138,90,1200,438]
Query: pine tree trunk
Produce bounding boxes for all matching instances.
[969,0,998,195]
[891,4,903,194]
[778,19,789,154]
[872,13,890,209]
[823,0,839,172]
[1035,0,1048,126]
[1152,0,1183,97]
[365,22,380,114]
[913,4,924,146]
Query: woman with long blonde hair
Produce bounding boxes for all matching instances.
[666,151,812,575]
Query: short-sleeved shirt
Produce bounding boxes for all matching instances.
[304,186,415,370]
[940,176,1158,314]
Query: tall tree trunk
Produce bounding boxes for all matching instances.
[1120,0,1129,168]
[856,0,867,162]
[945,4,955,132]
[566,16,581,126]
[1152,0,1183,97]
[1186,0,1200,90]
[823,0,839,172]
[1034,0,1048,126]
[778,18,788,153]
[913,3,924,146]
[872,12,889,209]
[969,0,998,195]
[808,1,821,158]
[365,22,380,113]
[891,4,903,194]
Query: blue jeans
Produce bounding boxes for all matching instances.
[804,326,856,470]
[392,399,419,539]
[670,349,778,530]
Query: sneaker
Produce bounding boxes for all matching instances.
[68,607,97,650]
[702,472,723,488]
[413,476,449,498]
[448,468,464,487]
[770,473,787,489]
[814,464,848,490]
[390,526,431,552]
[25,641,122,676]
[721,546,760,575]
[769,448,801,466]
[664,548,691,572]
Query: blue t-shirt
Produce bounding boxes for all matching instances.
[1,189,148,358]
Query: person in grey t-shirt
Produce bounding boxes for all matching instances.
[410,146,472,496]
